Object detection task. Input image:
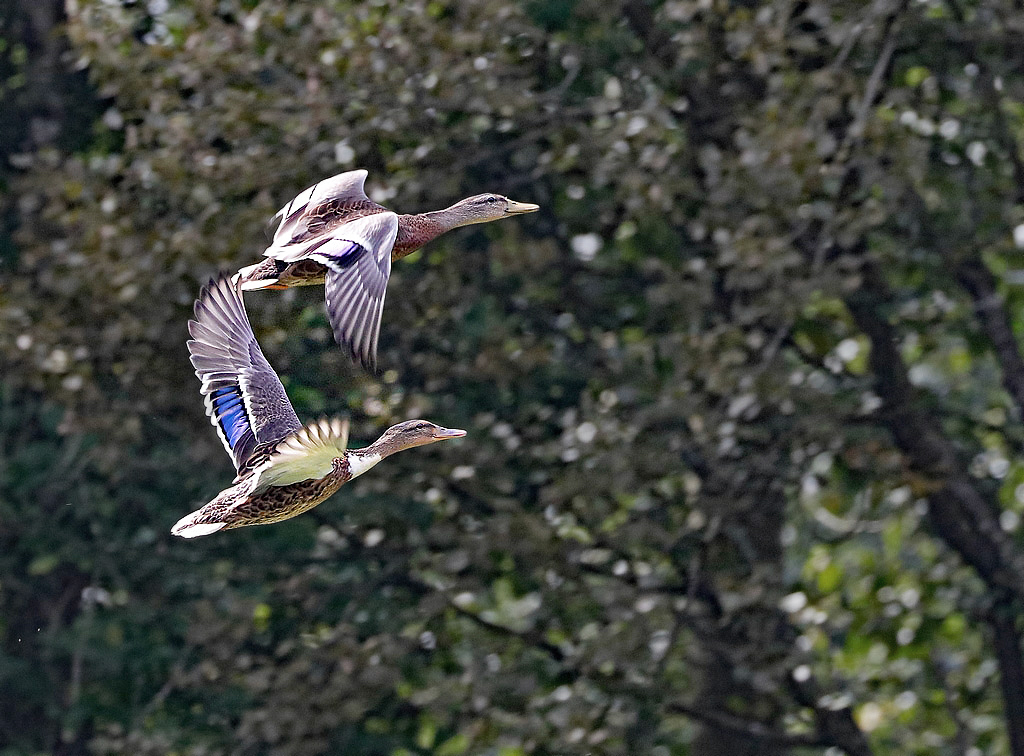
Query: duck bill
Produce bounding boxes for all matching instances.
[432,427,467,439]
[505,200,540,215]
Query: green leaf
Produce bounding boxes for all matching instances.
[27,554,59,575]
[905,66,930,87]
[817,562,843,594]
[253,603,272,632]
[436,734,470,756]
[416,717,437,750]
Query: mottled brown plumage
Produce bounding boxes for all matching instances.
[177,453,352,533]
[234,169,538,369]
[172,276,466,538]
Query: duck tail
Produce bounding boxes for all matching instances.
[171,508,227,538]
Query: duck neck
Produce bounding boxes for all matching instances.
[347,432,404,477]
[393,204,469,260]
[346,442,387,479]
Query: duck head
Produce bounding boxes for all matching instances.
[375,419,467,453]
[440,193,539,228]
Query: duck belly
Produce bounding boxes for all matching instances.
[277,258,328,287]
[236,258,327,290]
[173,473,348,537]
[224,474,346,527]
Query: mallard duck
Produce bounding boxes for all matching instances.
[234,169,539,370]
[172,274,466,538]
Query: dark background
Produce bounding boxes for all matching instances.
[3,1,1024,754]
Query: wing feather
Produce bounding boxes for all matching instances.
[261,175,398,371]
[188,275,303,472]
[303,213,398,370]
[250,417,350,492]
[268,170,370,245]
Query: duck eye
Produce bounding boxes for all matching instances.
[488,196,500,203]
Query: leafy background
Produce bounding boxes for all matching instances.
[4,1,1024,754]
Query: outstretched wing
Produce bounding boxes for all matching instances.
[322,214,397,371]
[188,275,303,472]
[262,173,398,370]
[305,213,398,371]
[267,169,371,246]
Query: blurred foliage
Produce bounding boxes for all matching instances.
[6,0,1024,754]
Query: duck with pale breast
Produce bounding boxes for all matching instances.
[235,169,539,370]
[172,274,466,538]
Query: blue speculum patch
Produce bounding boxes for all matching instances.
[316,240,364,272]
[332,241,364,268]
[211,386,248,447]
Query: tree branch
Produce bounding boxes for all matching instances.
[665,701,831,750]
[787,673,875,756]
[953,257,1024,418]
[447,598,568,663]
[837,3,905,159]
[977,68,1024,205]
[843,257,1024,598]
[896,183,1024,423]
[988,592,1024,756]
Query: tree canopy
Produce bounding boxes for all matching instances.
[5,1,1024,754]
